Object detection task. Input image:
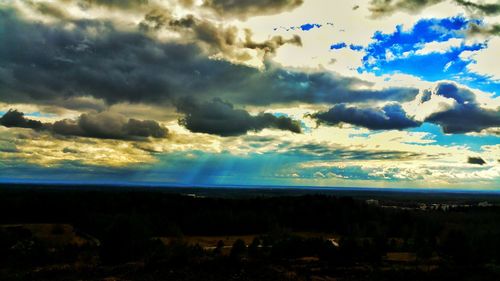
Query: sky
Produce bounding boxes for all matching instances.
[0,0,499,190]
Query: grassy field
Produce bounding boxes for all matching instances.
[0,224,99,247]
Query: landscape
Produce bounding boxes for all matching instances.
[2,184,500,280]
[0,0,499,280]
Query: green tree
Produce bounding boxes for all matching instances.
[230,239,246,260]
[214,239,224,256]
[248,237,261,258]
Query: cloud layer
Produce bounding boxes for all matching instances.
[0,110,168,140]
[423,83,500,133]
[176,98,301,136]
[312,103,421,130]
[369,0,500,17]
[0,110,44,130]
[202,0,303,18]
[52,111,169,139]
[0,8,424,111]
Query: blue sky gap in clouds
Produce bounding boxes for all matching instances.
[290,16,499,94]
[359,16,500,95]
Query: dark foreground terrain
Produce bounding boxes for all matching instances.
[1,184,500,281]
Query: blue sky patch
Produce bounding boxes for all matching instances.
[330,42,347,50]
[274,23,324,32]
[359,16,499,95]
[409,123,500,152]
[349,44,363,51]
[300,23,322,31]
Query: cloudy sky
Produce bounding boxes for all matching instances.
[0,0,499,190]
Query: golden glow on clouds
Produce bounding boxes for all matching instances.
[0,127,156,167]
[1,107,498,186]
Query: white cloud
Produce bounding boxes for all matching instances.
[461,37,500,81]
[415,38,463,55]
[238,0,467,79]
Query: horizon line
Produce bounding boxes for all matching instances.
[1,179,500,195]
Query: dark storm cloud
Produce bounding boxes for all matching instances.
[0,110,44,130]
[243,30,302,54]
[52,111,169,139]
[468,23,500,36]
[32,0,301,19]
[432,83,476,104]
[28,1,71,19]
[138,9,174,31]
[424,83,500,133]
[139,11,302,60]
[40,0,301,19]
[311,103,421,130]
[455,0,500,15]
[77,0,149,9]
[176,98,301,136]
[59,96,107,112]
[0,110,168,140]
[202,0,303,18]
[467,156,486,165]
[278,142,425,163]
[246,70,418,105]
[0,9,419,109]
[426,106,500,134]
[369,0,443,17]
[0,9,175,105]
[369,0,500,17]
